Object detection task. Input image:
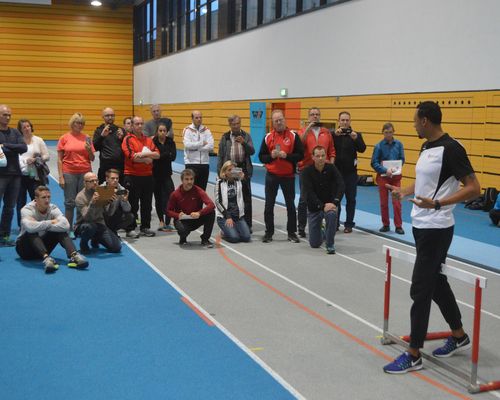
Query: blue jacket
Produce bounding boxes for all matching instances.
[371,138,405,174]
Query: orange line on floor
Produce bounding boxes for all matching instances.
[215,236,472,400]
[181,296,214,327]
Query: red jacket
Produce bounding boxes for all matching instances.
[258,129,304,178]
[167,185,215,220]
[122,132,159,176]
[297,127,336,171]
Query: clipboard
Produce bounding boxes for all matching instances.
[95,186,115,207]
[382,160,402,176]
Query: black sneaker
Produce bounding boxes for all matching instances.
[395,227,405,235]
[179,236,188,246]
[262,234,273,243]
[201,239,214,248]
[287,233,300,243]
[80,242,91,255]
[379,225,390,232]
[298,229,306,238]
[140,228,156,237]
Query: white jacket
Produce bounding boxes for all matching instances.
[214,178,245,219]
[183,123,214,165]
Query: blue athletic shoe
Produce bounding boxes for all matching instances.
[432,334,471,358]
[383,352,423,374]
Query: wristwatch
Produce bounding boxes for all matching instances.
[434,200,441,210]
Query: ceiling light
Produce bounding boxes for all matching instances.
[91,0,102,6]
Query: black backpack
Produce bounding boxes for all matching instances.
[483,187,499,212]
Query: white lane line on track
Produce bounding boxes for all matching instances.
[250,193,500,277]
[124,240,306,400]
[249,219,500,323]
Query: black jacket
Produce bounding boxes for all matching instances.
[0,128,27,176]
[301,163,345,213]
[152,136,177,178]
[333,131,366,174]
[93,123,124,163]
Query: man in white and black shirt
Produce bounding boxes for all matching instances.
[383,101,480,374]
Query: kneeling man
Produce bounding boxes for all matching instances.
[75,172,121,254]
[301,146,344,254]
[167,169,215,248]
[16,185,89,273]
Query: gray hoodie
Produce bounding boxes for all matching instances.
[18,201,70,239]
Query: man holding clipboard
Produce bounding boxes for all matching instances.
[371,122,405,234]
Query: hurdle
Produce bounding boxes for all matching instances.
[380,245,500,394]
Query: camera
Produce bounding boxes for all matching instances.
[115,189,127,195]
[313,122,322,127]
[341,127,352,135]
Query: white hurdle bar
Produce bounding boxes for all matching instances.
[381,245,500,394]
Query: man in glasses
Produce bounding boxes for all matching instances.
[75,172,122,254]
[93,107,125,184]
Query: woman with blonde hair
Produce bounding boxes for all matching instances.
[214,160,251,243]
[57,113,95,232]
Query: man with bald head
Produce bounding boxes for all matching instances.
[144,104,173,139]
[0,104,27,246]
[93,107,125,183]
[75,171,121,254]
[183,110,214,190]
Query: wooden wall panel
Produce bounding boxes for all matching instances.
[0,0,133,140]
[138,90,500,189]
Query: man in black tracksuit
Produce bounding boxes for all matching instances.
[333,111,366,233]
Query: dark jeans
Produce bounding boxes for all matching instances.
[241,177,253,229]
[123,175,154,230]
[338,171,358,228]
[76,222,121,253]
[297,170,307,232]
[174,211,215,241]
[308,209,337,248]
[409,226,463,349]
[264,172,296,236]
[490,208,500,226]
[97,159,124,185]
[153,175,175,225]
[105,208,135,234]
[185,164,209,191]
[16,231,76,259]
[0,175,21,237]
[17,175,41,227]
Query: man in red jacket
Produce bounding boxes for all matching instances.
[258,109,304,243]
[121,116,159,238]
[167,168,215,248]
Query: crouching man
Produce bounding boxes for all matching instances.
[75,172,121,254]
[167,168,215,248]
[16,185,89,273]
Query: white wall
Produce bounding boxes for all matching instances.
[133,0,500,105]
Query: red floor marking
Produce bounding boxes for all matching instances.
[181,296,214,327]
[215,236,472,400]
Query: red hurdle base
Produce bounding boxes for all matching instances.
[478,381,500,393]
[400,331,451,343]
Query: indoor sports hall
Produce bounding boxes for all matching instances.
[0,0,499,399]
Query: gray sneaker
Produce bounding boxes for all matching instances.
[43,256,59,273]
[126,230,140,239]
[68,252,89,269]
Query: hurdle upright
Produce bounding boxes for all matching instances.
[381,245,500,394]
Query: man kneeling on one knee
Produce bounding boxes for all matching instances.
[167,168,215,248]
[75,172,121,254]
[301,146,345,254]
